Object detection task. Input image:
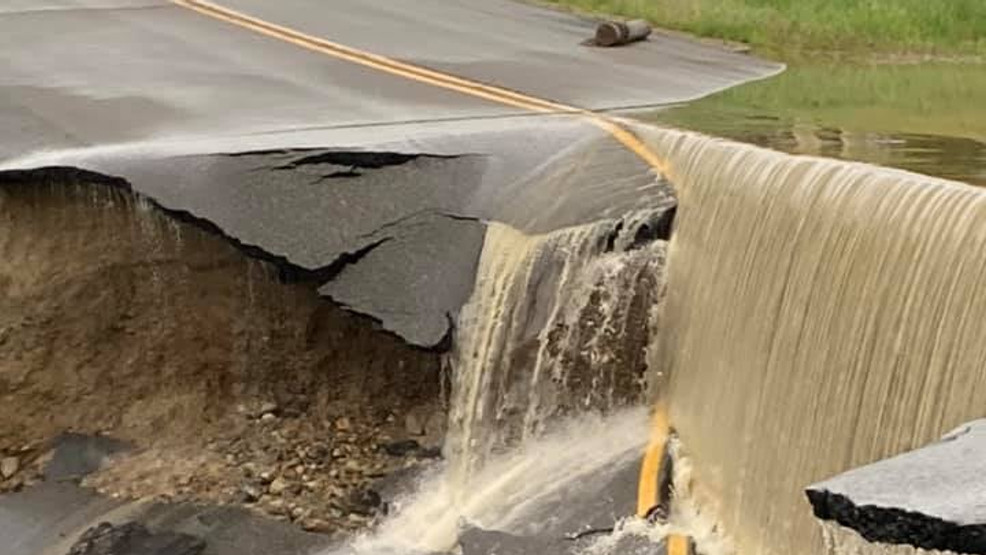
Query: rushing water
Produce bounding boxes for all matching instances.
[447,219,667,489]
[335,108,986,554]
[636,124,986,555]
[351,408,650,554]
[338,210,673,553]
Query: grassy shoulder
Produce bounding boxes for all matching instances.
[542,0,986,59]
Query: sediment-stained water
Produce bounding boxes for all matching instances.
[350,408,650,553]
[650,63,986,187]
[636,124,986,555]
[447,219,667,488]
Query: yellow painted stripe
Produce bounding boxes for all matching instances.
[637,401,670,517]
[171,0,669,176]
[172,0,674,523]
[668,533,692,555]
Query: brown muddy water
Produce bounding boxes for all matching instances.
[647,61,986,187]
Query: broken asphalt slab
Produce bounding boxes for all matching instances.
[0,122,674,347]
[0,483,331,555]
[807,419,986,553]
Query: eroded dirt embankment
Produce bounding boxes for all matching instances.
[0,169,446,534]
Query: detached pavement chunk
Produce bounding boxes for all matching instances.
[807,419,986,553]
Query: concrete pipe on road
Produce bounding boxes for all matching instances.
[595,20,652,47]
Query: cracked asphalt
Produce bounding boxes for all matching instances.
[0,0,781,345]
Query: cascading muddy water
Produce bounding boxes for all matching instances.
[634,124,986,555]
[345,210,672,553]
[446,218,666,490]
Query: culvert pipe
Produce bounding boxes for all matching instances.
[594,19,652,47]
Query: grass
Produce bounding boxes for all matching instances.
[542,0,986,58]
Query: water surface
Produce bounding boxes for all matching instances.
[647,62,986,186]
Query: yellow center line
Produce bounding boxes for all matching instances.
[669,533,693,555]
[171,0,669,175]
[171,0,678,542]
[637,402,671,518]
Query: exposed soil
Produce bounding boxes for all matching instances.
[0,174,447,535]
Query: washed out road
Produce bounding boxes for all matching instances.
[1,3,780,553]
[0,0,780,344]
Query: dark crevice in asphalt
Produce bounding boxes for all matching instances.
[272,151,447,171]
[297,237,393,284]
[355,208,482,241]
[806,489,986,553]
[229,148,466,180]
[565,527,615,541]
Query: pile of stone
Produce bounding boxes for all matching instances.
[0,445,42,493]
[83,398,445,537]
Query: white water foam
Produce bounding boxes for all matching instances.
[344,408,650,554]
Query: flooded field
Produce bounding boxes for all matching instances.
[648,62,986,186]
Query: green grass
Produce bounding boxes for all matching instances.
[543,0,986,58]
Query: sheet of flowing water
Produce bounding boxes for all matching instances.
[350,408,649,554]
[335,215,671,553]
[579,439,735,555]
[635,124,986,555]
[446,220,666,489]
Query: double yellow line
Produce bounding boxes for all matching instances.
[171,0,680,548]
[172,0,668,176]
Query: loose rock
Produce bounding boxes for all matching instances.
[240,484,261,503]
[1,456,19,479]
[405,413,426,436]
[268,477,289,495]
[334,417,352,432]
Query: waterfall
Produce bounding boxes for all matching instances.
[634,125,986,555]
[445,218,667,490]
[346,213,671,553]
